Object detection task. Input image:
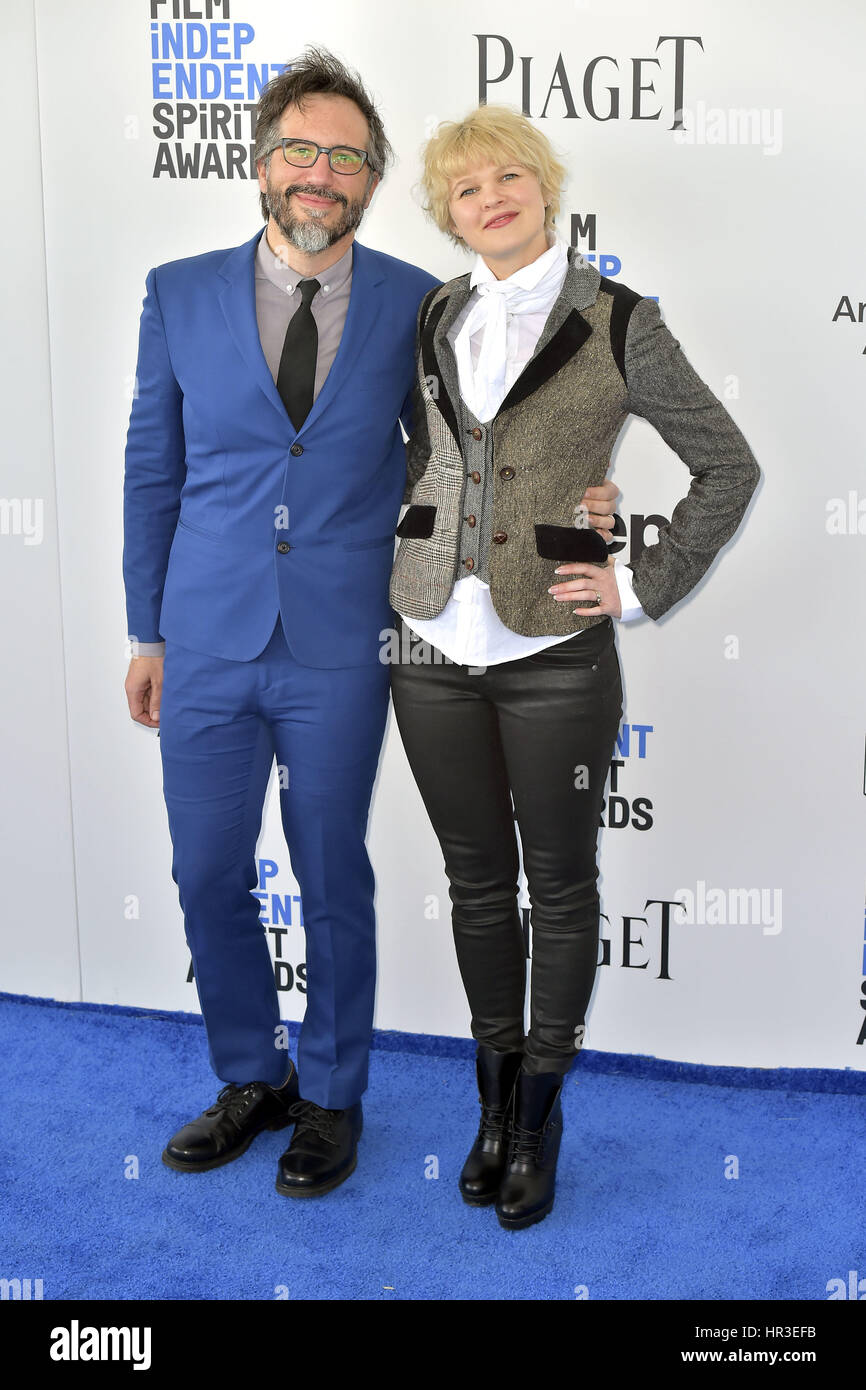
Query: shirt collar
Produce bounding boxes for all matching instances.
[468,229,567,294]
[255,227,353,296]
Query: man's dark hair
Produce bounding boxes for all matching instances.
[255,46,394,220]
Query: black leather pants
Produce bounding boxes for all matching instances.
[389,615,623,1077]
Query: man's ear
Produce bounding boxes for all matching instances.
[363,171,381,207]
[255,157,268,193]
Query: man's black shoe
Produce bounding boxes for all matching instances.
[162,1061,300,1172]
[275,1099,363,1197]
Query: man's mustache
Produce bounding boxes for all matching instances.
[283,185,346,207]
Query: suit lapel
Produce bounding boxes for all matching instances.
[422,245,602,439]
[299,239,383,435]
[218,229,287,423]
[217,230,384,437]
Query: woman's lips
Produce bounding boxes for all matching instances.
[484,211,518,229]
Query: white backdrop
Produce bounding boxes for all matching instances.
[2,0,864,1071]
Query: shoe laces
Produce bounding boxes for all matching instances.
[206,1082,260,1125]
[478,1103,511,1143]
[287,1099,343,1145]
[509,1121,545,1162]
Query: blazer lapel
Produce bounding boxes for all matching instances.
[217,230,384,437]
[217,229,288,424]
[422,274,472,447]
[499,246,601,411]
[299,238,383,435]
[422,244,603,438]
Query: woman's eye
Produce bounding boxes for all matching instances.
[459,173,519,198]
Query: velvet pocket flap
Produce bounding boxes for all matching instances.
[534,524,609,565]
[396,504,437,539]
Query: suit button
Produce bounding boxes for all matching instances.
[276,541,291,554]
[470,471,481,483]
[465,515,477,527]
[470,427,482,441]
[290,443,304,456]
[499,466,515,480]
[492,531,508,544]
[464,557,475,570]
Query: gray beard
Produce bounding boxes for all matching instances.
[264,181,367,254]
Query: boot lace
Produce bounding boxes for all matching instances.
[478,1103,511,1143]
[509,1121,545,1163]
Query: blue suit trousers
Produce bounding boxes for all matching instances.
[158,613,390,1108]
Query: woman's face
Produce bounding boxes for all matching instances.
[447,159,549,269]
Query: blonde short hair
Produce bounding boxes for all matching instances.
[417,104,568,250]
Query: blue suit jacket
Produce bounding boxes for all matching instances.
[123,227,439,666]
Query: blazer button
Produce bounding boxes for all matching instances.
[492,531,508,544]
[290,443,304,456]
[470,471,481,483]
[464,557,475,570]
[465,514,477,527]
[470,427,482,441]
[499,466,515,480]
[276,541,291,553]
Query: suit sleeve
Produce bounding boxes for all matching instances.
[623,296,760,620]
[400,290,436,505]
[122,267,186,646]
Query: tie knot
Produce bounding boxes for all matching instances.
[297,278,320,304]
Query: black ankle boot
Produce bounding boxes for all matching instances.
[459,1046,523,1206]
[495,1068,564,1230]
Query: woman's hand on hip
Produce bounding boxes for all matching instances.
[575,479,620,544]
[547,555,622,618]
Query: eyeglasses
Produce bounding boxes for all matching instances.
[266,139,370,175]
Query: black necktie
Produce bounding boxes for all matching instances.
[276,278,320,431]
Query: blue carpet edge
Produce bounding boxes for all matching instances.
[3,989,865,1095]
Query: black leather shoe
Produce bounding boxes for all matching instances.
[459,1046,523,1206]
[275,1099,363,1197]
[495,1069,564,1230]
[162,1060,300,1172]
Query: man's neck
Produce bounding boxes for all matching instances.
[264,219,354,278]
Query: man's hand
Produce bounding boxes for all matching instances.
[575,478,620,544]
[125,657,163,728]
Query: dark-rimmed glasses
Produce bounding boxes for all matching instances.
[266,139,370,175]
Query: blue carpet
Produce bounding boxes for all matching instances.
[1,995,863,1301]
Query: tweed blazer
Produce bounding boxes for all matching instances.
[389,246,760,634]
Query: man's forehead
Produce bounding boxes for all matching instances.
[277,94,367,134]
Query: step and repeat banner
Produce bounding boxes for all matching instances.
[2,0,864,1070]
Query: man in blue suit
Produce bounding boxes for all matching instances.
[124,47,442,1197]
[123,47,616,1198]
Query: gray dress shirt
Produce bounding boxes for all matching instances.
[131,228,354,657]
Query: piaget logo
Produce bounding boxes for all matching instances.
[49,1320,152,1370]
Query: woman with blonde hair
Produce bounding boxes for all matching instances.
[389,105,759,1228]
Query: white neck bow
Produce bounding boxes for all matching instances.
[453,238,570,422]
